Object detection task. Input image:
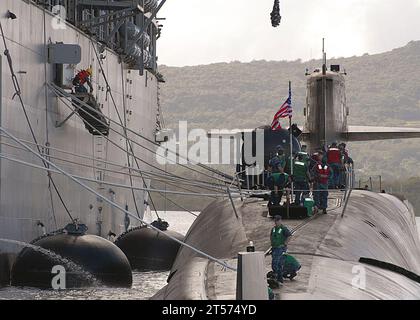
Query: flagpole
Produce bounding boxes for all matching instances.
[289,81,294,206]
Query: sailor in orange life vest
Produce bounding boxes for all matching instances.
[314,156,331,214]
[73,67,94,94]
[327,142,342,189]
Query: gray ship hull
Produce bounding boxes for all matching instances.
[0,1,159,250]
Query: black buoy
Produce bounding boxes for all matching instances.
[11,222,132,289]
[115,219,184,271]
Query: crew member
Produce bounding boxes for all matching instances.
[284,151,297,175]
[269,145,286,173]
[270,215,292,284]
[297,151,310,166]
[327,142,342,189]
[282,254,301,280]
[314,157,331,214]
[292,153,311,206]
[309,150,322,173]
[309,150,323,207]
[338,143,350,188]
[267,170,291,206]
[73,66,93,94]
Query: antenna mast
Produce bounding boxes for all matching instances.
[322,38,327,148]
[322,38,327,75]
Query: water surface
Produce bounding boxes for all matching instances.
[0,211,197,300]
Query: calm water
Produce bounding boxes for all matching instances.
[0,211,197,300]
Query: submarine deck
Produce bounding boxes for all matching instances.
[206,193,344,300]
[153,190,420,300]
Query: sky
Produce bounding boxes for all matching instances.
[157,0,420,66]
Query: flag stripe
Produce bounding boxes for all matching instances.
[271,92,292,131]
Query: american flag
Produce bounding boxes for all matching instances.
[271,92,292,130]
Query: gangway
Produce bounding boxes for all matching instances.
[53,85,110,136]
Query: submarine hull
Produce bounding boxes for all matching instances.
[11,234,132,289]
[153,191,420,300]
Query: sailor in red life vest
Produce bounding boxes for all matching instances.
[73,67,93,94]
[327,142,342,189]
[338,143,350,188]
[314,157,331,214]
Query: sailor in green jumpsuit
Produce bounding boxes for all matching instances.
[292,153,311,206]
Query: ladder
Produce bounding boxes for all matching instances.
[93,135,108,236]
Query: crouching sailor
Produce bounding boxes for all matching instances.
[270,215,292,284]
[283,254,301,280]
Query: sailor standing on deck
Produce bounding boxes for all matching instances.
[267,146,289,206]
[292,153,311,206]
[73,66,94,94]
[271,215,292,284]
[327,142,342,189]
[314,157,331,214]
[269,145,286,173]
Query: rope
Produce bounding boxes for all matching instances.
[66,38,233,184]
[42,7,58,229]
[0,139,224,194]
[51,81,233,186]
[0,134,230,191]
[0,125,237,271]
[49,84,228,196]
[0,21,75,224]
[117,50,144,219]
[0,152,233,198]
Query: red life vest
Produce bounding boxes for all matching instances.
[327,148,341,164]
[316,164,330,184]
[74,70,90,85]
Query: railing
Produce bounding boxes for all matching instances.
[341,165,354,217]
[357,175,383,192]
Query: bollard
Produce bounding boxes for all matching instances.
[236,251,269,300]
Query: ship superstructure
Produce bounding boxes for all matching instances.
[0,0,165,244]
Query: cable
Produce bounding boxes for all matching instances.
[52,81,232,187]
[0,152,231,198]
[117,53,143,219]
[54,42,234,185]
[0,139,227,219]
[0,133,229,190]
[52,80,233,186]
[49,84,228,196]
[0,21,75,223]
[42,7,58,228]
[0,125,237,271]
